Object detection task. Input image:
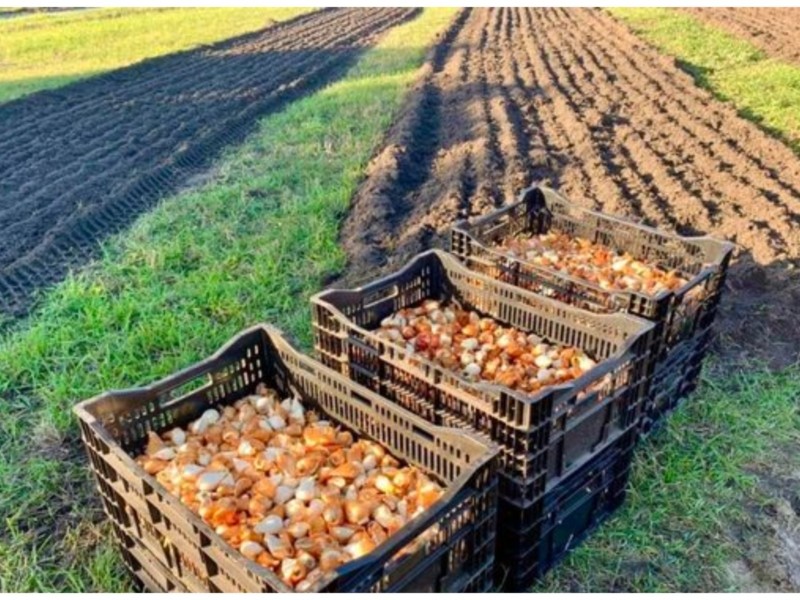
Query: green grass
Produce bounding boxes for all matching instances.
[0,8,457,592]
[536,365,800,591]
[0,8,312,103]
[609,8,800,154]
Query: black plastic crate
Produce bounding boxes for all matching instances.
[644,324,712,434]
[311,249,654,504]
[450,184,733,431]
[75,325,498,593]
[495,430,636,591]
[112,523,189,593]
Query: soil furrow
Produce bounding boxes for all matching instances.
[466,7,504,212]
[587,9,800,211]
[0,8,418,318]
[534,8,659,223]
[510,10,570,192]
[573,10,800,227]
[547,8,789,248]
[486,7,532,203]
[0,9,407,238]
[502,10,546,186]
[523,9,634,217]
[341,7,800,368]
[336,8,474,274]
[408,8,493,231]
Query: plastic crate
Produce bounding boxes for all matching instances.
[112,523,189,592]
[496,429,636,591]
[643,324,712,434]
[449,184,733,430]
[311,249,654,504]
[75,325,499,593]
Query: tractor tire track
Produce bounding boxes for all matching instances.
[0,7,418,318]
[340,7,800,368]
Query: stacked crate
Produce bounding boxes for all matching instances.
[75,325,499,593]
[311,250,656,590]
[450,185,733,434]
[77,182,732,593]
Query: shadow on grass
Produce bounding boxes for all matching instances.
[0,72,97,104]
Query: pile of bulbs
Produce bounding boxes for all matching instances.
[497,231,688,295]
[375,299,599,393]
[135,385,443,590]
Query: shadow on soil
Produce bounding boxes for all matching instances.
[713,254,800,370]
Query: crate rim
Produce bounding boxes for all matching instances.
[311,249,655,410]
[74,323,499,593]
[451,183,735,305]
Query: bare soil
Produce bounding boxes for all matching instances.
[730,444,800,592]
[686,8,800,65]
[0,7,417,318]
[340,7,800,371]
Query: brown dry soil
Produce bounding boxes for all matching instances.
[340,8,800,590]
[686,8,800,65]
[340,7,800,372]
[0,7,417,319]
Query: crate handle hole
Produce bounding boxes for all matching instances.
[158,374,211,409]
[352,391,373,407]
[412,424,434,442]
[362,285,400,310]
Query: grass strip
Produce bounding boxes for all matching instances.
[0,8,457,591]
[610,8,800,154]
[0,8,312,103]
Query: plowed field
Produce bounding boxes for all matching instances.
[686,8,800,65]
[0,7,416,318]
[342,7,800,367]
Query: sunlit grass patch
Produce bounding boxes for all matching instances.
[0,8,312,103]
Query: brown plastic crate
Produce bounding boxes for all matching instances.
[75,325,498,593]
[311,249,654,504]
[449,184,733,430]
